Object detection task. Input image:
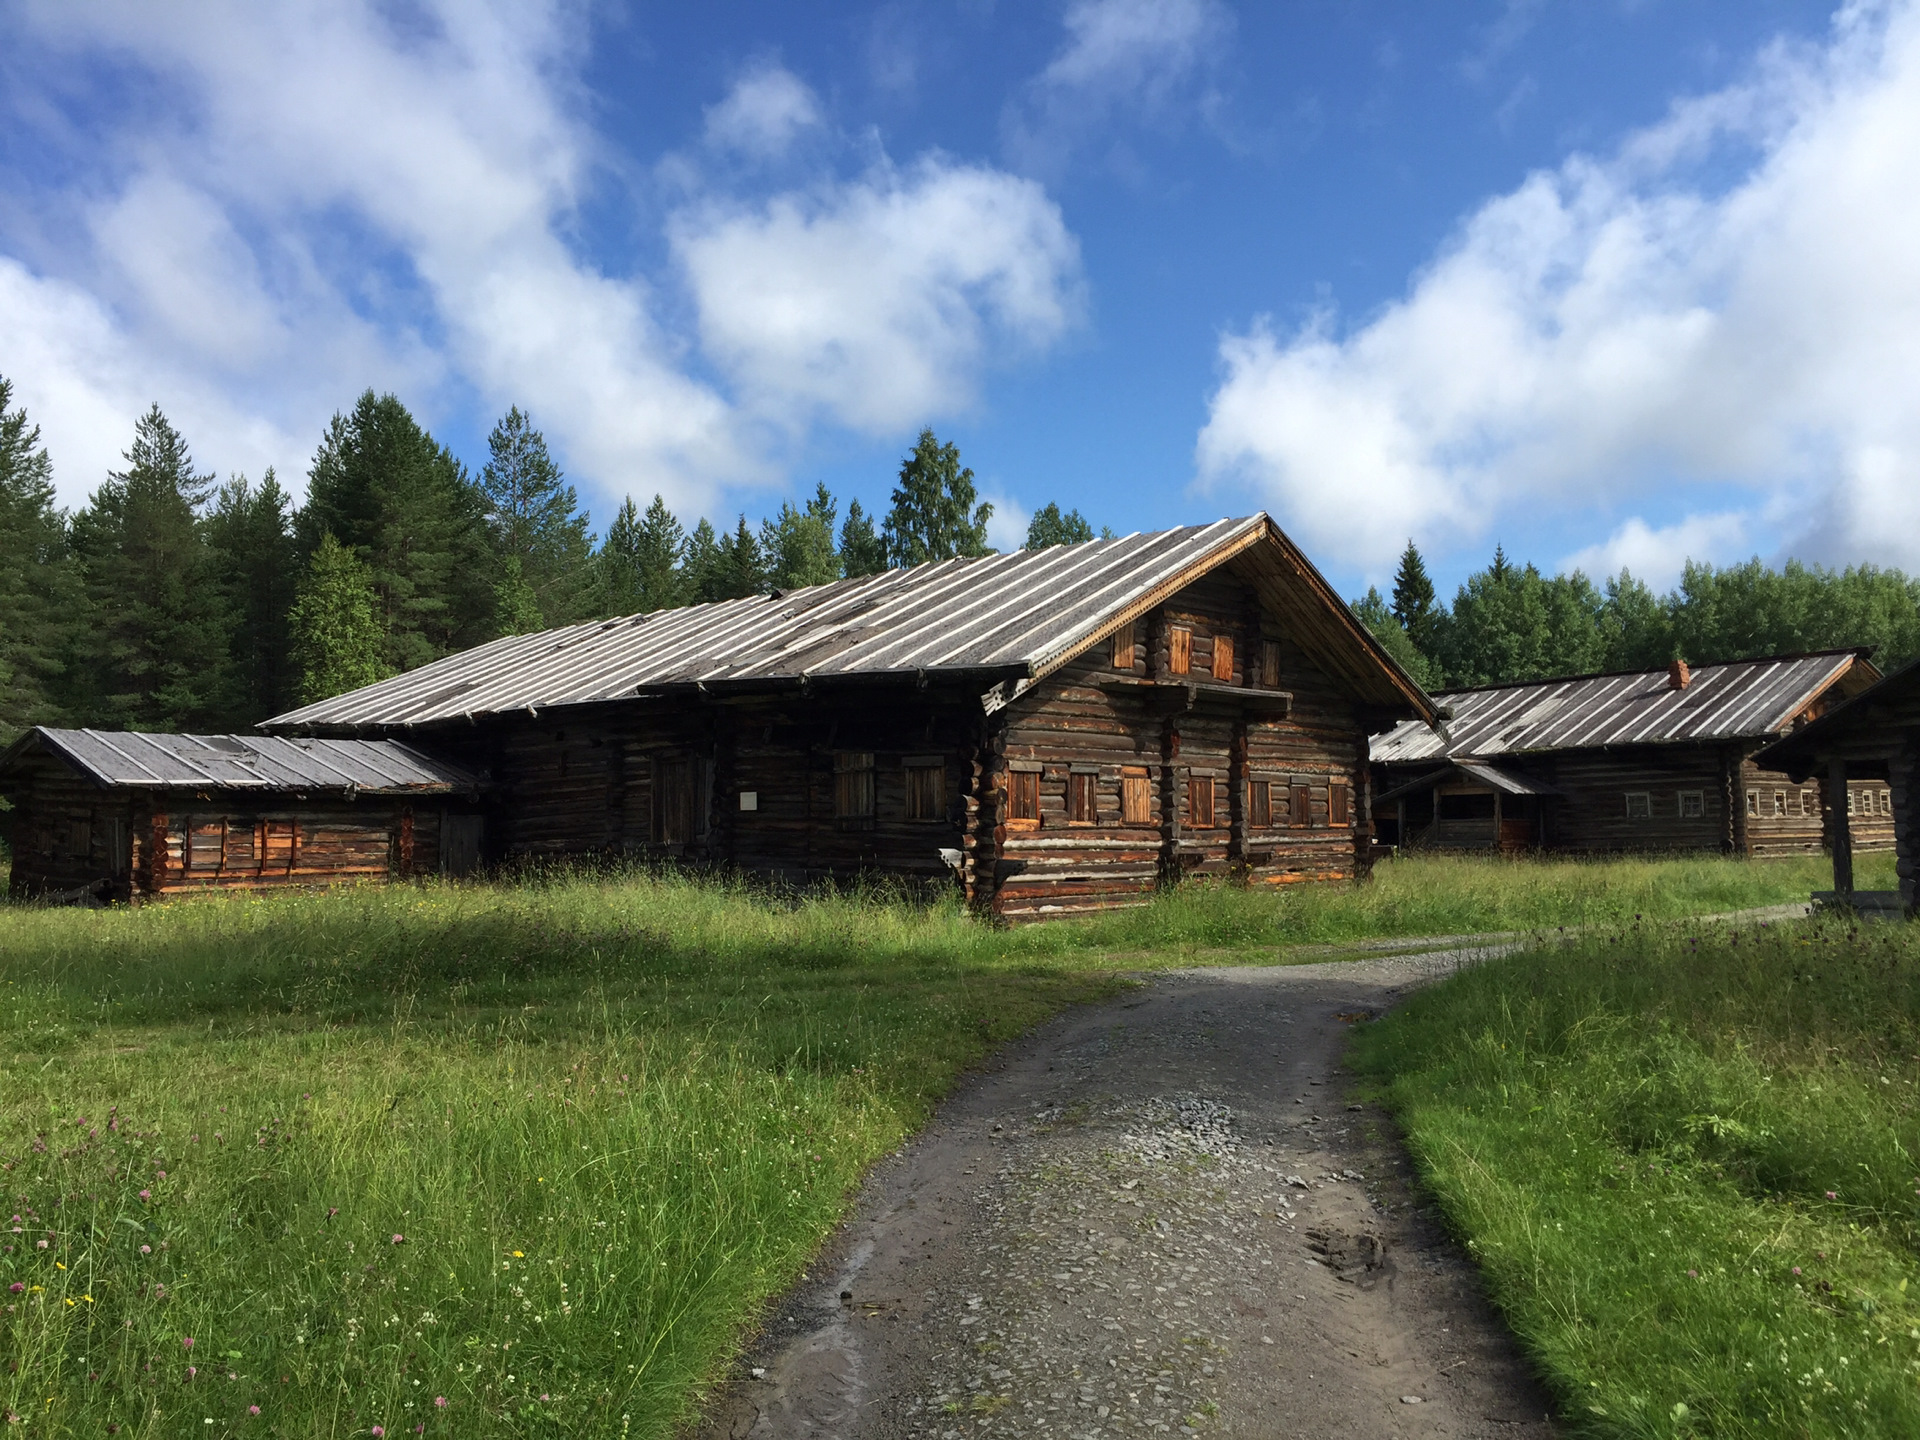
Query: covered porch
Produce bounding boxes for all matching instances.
[1375,760,1559,853]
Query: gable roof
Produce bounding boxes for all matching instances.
[1752,651,1920,779]
[0,728,478,795]
[265,514,1437,732]
[1370,650,1877,765]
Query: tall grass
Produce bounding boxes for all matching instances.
[1353,913,1920,1439]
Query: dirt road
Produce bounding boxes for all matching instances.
[699,946,1557,1440]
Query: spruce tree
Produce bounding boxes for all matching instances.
[68,405,226,730]
[290,534,392,703]
[1351,587,1440,689]
[1025,502,1095,549]
[299,391,494,672]
[681,519,724,604]
[0,376,77,737]
[1390,540,1438,653]
[478,406,592,627]
[761,483,841,590]
[839,499,888,578]
[203,470,298,726]
[596,494,687,615]
[491,556,544,636]
[882,429,992,566]
[702,515,766,601]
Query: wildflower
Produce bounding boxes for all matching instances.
[141,1245,151,1255]
[372,1429,385,1437]
[434,1396,448,1408]
[183,1337,195,1350]
[392,1233,405,1245]
[1793,1266,1803,1275]
[7,1283,20,1293]
[1687,1269,1698,1278]
[327,1208,338,1219]
[188,1366,198,1379]
[249,1406,261,1416]
[139,1190,151,1202]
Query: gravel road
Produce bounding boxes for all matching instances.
[698,945,1557,1440]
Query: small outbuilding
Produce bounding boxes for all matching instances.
[1753,653,1920,916]
[1,728,483,903]
[1370,651,1892,856]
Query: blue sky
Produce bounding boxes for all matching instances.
[4,0,1918,602]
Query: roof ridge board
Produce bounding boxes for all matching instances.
[946,522,1248,674]
[844,530,1195,673]
[1427,646,1872,700]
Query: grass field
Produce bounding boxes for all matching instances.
[0,851,1884,1437]
[1353,906,1920,1440]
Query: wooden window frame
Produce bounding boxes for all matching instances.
[1260,640,1281,690]
[1188,773,1217,829]
[904,760,945,823]
[187,818,227,875]
[1745,790,1759,817]
[1168,624,1192,676]
[1773,790,1786,817]
[834,751,876,826]
[1249,778,1272,829]
[1007,768,1040,828]
[1799,789,1814,817]
[1883,789,1894,815]
[1624,792,1652,821]
[1677,790,1704,819]
[1329,780,1351,828]
[1211,632,1235,682]
[1111,621,1136,671]
[1847,788,1857,817]
[1120,767,1151,827]
[1067,771,1098,825]
[1289,781,1312,830]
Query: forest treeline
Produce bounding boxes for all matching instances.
[0,377,1103,739]
[1354,541,1920,692]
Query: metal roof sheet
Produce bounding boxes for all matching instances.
[264,515,1437,732]
[1374,760,1563,806]
[1370,651,1872,764]
[2,728,478,793]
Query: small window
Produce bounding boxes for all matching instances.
[1260,640,1281,690]
[1008,769,1040,824]
[738,790,758,812]
[1211,632,1235,682]
[1168,625,1192,675]
[1625,792,1652,820]
[1068,772,1098,824]
[1112,622,1136,671]
[261,820,295,873]
[1745,790,1758,817]
[1678,790,1704,819]
[905,762,944,821]
[1847,789,1857,817]
[1883,789,1894,815]
[1121,767,1152,826]
[656,759,697,842]
[1289,781,1312,829]
[1800,789,1814,817]
[834,752,875,822]
[1773,790,1786,817]
[1330,780,1351,827]
[1439,792,1495,821]
[1249,779,1272,829]
[187,819,225,873]
[1188,774,1216,828]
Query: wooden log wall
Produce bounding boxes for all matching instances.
[1737,752,1895,856]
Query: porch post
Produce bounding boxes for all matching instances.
[1827,756,1854,899]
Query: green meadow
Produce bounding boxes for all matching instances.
[0,851,1884,1437]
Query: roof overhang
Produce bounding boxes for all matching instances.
[1375,759,1563,807]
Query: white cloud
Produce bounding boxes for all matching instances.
[672,159,1083,434]
[0,2,1081,516]
[1005,0,1234,170]
[1560,512,1750,591]
[1196,0,1920,574]
[704,63,822,158]
[983,490,1033,553]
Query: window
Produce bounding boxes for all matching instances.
[1121,767,1152,826]
[1847,789,1857,817]
[1884,789,1894,815]
[1188,774,1217,828]
[1260,640,1281,690]
[1440,792,1495,821]
[656,759,696,842]
[1211,633,1235,682]
[1112,622,1136,670]
[1008,768,1040,824]
[1800,789,1815,816]
[905,761,944,821]
[834,752,875,823]
[261,820,295,873]
[1625,792,1652,820]
[1330,780,1351,827]
[1249,779,1272,828]
[187,819,225,873]
[1289,781,1313,829]
[1169,624,1192,675]
[1068,771,1098,824]
[1773,790,1786,817]
[738,791,759,812]
[1746,790,1759,817]
[1678,790,1704,819]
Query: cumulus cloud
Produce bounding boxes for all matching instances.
[704,63,822,158]
[1004,0,1234,171]
[1560,512,1751,592]
[0,1,1083,515]
[672,160,1083,433]
[1196,0,1920,575]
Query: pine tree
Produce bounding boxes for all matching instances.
[290,534,392,703]
[703,515,766,602]
[595,494,687,615]
[761,483,842,590]
[478,406,592,628]
[299,391,494,672]
[203,470,298,726]
[882,429,992,566]
[67,405,226,730]
[1025,502,1095,549]
[0,376,77,738]
[839,499,888,578]
[682,518,723,604]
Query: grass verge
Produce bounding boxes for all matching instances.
[1352,911,1920,1439]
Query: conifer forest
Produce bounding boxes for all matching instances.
[2,372,1918,740]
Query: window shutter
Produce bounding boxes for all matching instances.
[1188,774,1216,828]
[1211,633,1234,682]
[834,752,876,822]
[1329,781,1350,827]
[1168,625,1191,675]
[1069,772,1098,823]
[1008,769,1040,823]
[1260,641,1281,690]
[1121,769,1151,826]
[1112,622,1136,671]
[905,762,944,821]
[1249,779,1271,829]
[1289,782,1312,829]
